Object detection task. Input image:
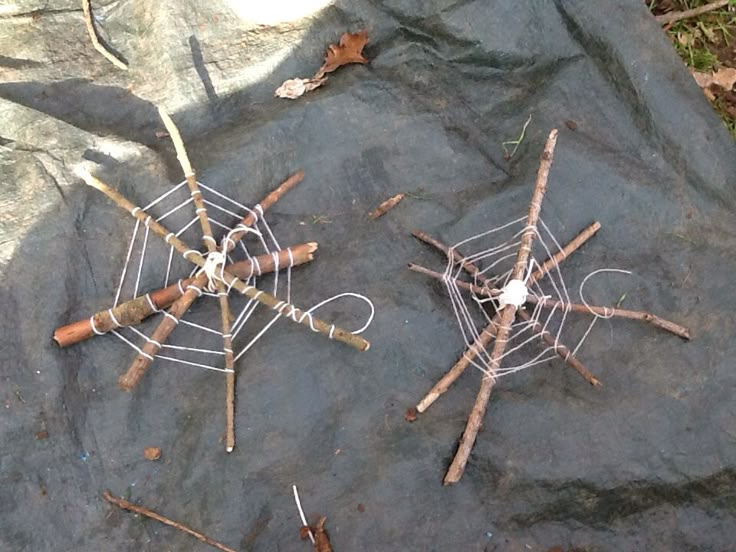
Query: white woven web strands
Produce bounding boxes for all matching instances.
[106,178,374,374]
[443,216,620,380]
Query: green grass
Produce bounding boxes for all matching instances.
[649,1,736,137]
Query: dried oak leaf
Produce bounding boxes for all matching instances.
[318,30,369,77]
[691,67,736,102]
[275,77,328,100]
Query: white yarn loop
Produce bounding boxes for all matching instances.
[498,279,528,308]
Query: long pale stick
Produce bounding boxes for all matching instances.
[444,129,558,485]
[159,107,236,451]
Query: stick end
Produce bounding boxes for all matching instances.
[226,446,234,453]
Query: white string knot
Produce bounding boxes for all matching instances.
[498,279,528,308]
[198,250,227,292]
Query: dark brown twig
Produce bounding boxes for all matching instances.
[655,0,730,25]
[102,491,237,552]
[81,0,128,70]
[444,129,559,485]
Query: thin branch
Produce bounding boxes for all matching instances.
[81,0,128,70]
[159,107,237,452]
[408,264,691,339]
[655,0,731,25]
[102,491,237,552]
[53,243,318,347]
[444,129,559,485]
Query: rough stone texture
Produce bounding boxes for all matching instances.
[1,1,735,550]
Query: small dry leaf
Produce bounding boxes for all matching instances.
[35,430,49,440]
[299,525,312,541]
[274,77,328,99]
[404,407,418,423]
[143,446,162,461]
[314,517,333,552]
[319,30,370,76]
[691,67,736,101]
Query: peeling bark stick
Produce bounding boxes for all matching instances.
[102,491,237,552]
[412,221,601,414]
[444,128,559,485]
[53,243,317,347]
[81,0,128,70]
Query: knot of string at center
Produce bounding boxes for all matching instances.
[199,250,227,292]
[498,278,528,308]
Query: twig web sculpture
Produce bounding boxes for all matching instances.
[55,108,374,452]
[408,129,691,484]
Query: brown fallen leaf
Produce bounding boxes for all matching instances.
[691,67,736,102]
[404,407,418,423]
[144,446,162,461]
[275,77,328,100]
[299,525,312,541]
[35,430,49,440]
[313,517,332,552]
[276,30,369,100]
[317,30,370,77]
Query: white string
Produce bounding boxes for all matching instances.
[438,215,635,380]
[104,178,374,379]
[292,485,315,545]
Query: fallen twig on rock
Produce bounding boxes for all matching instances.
[81,0,128,70]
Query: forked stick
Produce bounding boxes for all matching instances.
[53,243,317,347]
[103,491,237,552]
[444,129,558,485]
[413,221,601,413]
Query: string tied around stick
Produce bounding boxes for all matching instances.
[198,250,227,292]
[498,278,528,308]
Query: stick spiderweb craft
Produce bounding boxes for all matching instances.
[408,129,691,484]
[55,107,374,452]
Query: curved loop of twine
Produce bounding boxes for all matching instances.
[305,292,376,335]
[579,268,632,319]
